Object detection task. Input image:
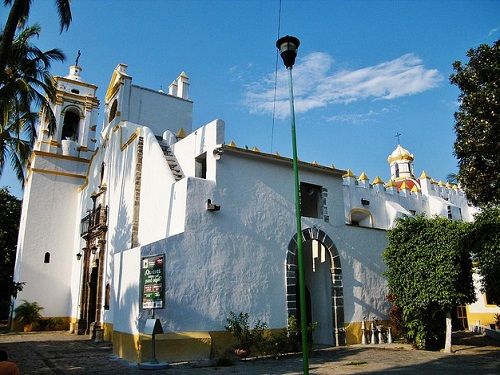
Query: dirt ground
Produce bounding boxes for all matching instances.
[0,330,499,374]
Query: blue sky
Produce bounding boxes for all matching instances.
[1,0,499,198]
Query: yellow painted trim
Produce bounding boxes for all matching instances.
[120,129,141,151]
[33,150,91,163]
[228,140,237,147]
[176,127,187,138]
[345,320,389,344]
[411,185,420,193]
[40,140,60,147]
[105,68,125,103]
[342,169,355,178]
[358,171,369,181]
[465,309,499,326]
[419,170,430,179]
[31,168,86,180]
[103,322,114,342]
[388,154,414,164]
[112,330,141,363]
[372,176,384,185]
[251,146,260,152]
[349,208,374,227]
[113,124,121,133]
[400,181,409,190]
[385,179,396,188]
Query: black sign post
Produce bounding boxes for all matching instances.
[139,255,168,369]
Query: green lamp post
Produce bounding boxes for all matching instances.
[276,35,309,375]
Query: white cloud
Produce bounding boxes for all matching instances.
[488,27,499,36]
[325,108,390,124]
[243,52,442,119]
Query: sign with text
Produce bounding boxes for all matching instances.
[141,255,165,309]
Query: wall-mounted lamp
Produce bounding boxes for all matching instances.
[206,199,220,212]
[213,148,224,161]
[361,199,370,206]
[76,252,82,261]
[91,246,98,254]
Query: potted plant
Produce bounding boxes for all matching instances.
[14,300,44,332]
[225,312,253,358]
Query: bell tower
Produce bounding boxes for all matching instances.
[14,64,100,322]
[387,144,415,181]
[36,65,99,159]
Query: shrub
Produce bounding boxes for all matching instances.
[14,300,43,325]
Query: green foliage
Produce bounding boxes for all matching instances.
[0,25,65,183]
[467,207,500,305]
[0,187,22,319]
[14,299,43,325]
[383,216,475,349]
[450,39,500,206]
[225,311,268,351]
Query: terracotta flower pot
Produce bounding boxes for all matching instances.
[234,348,250,358]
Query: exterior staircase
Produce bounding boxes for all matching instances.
[158,139,184,181]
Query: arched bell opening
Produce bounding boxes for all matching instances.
[61,107,81,142]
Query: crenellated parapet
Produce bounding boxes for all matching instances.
[342,167,477,229]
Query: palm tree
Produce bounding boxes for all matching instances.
[0,24,64,184]
[0,0,71,75]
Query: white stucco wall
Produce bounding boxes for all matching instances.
[110,146,390,338]
[14,171,82,317]
[128,85,192,137]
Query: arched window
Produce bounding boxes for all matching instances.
[109,100,118,123]
[44,252,50,263]
[100,162,105,185]
[350,208,374,228]
[61,108,80,141]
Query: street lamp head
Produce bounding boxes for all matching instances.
[276,35,300,69]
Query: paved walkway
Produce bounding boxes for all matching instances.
[0,331,499,374]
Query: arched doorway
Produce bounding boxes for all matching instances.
[286,227,345,346]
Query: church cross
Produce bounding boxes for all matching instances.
[75,50,81,66]
[395,132,402,145]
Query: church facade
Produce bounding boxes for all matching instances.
[13,64,496,363]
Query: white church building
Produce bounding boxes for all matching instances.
[13,64,496,362]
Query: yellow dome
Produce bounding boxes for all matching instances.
[387,144,414,164]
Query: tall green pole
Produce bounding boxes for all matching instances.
[287,66,309,375]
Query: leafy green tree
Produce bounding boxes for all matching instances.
[0,25,64,183]
[450,40,500,206]
[0,0,71,76]
[467,207,500,305]
[0,187,22,319]
[383,216,475,351]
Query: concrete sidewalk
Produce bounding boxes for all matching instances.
[0,331,499,374]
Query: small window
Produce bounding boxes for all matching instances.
[195,153,207,179]
[71,89,80,94]
[109,100,118,123]
[44,252,50,263]
[300,182,322,218]
[447,205,452,220]
[104,283,111,310]
[100,162,105,184]
[395,164,399,178]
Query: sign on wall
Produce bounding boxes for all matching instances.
[141,254,165,309]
